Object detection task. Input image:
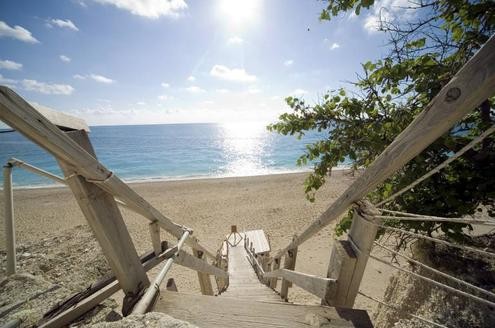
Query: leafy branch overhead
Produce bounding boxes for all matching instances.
[268,0,495,241]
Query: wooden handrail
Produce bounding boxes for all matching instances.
[274,33,495,258]
[263,269,336,299]
[0,87,216,259]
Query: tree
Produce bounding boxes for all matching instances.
[268,0,495,242]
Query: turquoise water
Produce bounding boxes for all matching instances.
[0,123,346,188]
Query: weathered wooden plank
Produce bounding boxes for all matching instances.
[269,258,280,289]
[192,249,214,295]
[345,202,381,307]
[149,221,162,256]
[275,35,495,258]
[154,291,373,328]
[58,130,149,296]
[0,86,215,260]
[322,240,357,307]
[3,164,15,275]
[175,250,228,279]
[280,240,298,301]
[264,269,335,299]
[31,103,89,132]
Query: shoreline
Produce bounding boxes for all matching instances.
[5,166,353,191]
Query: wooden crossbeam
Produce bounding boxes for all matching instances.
[264,269,336,299]
[175,250,229,279]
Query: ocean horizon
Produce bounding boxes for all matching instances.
[1,122,350,189]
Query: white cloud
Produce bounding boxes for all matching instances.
[47,19,79,31]
[59,55,71,63]
[0,74,18,87]
[283,59,294,67]
[187,75,196,82]
[73,73,115,84]
[161,82,170,88]
[136,101,146,105]
[0,59,22,70]
[330,42,340,50]
[93,0,188,19]
[90,74,115,84]
[185,86,205,93]
[22,79,74,95]
[227,36,244,45]
[210,65,256,83]
[158,94,169,100]
[216,88,230,94]
[363,0,417,33]
[292,88,307,96]
[0,21,39,43]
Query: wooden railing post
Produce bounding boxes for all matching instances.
[193,249,214,295]
[149,221,162,256]
[323,200,380,307]
[280,235,298,301]
[58,130,149,311]
[3,163,16,275]
[269,257,280,289]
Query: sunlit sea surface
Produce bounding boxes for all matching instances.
[0,123,349,188]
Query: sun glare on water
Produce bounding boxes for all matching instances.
[219,0,260,26]
[221,122,271,176]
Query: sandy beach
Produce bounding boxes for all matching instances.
[0,171,392,320]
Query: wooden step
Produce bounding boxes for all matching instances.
[153,291,373,327]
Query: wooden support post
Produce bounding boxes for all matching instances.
[193,249,214,296]
[58,130,149,302]
[3,163,16,275]
[280,236,298,301]
[323,201,379,307]
[149,221,161,256]
[269,258,280,289]
[322,240,356,307]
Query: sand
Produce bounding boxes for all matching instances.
[0,171,392,320]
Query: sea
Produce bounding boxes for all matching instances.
[0,122,349,188]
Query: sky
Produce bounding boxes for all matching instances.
[0,0,397,126]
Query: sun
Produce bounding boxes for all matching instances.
[219,0,260,27]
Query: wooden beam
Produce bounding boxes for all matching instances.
[31,103,89,132]
[58,130,149,297]
[192,249,214,295]
[0,86,216,260]
[149,221,162,256]
[264,269,335,299]
[269,258,280,289]
[280,238,298,301]
[275,35,495,257]
[322,240,357,307]
[3,164,15,275]
[175,250,229,279]
[345,202,381,307]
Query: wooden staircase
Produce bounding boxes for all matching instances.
[219,243,282,302]
[152,231,373,327]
